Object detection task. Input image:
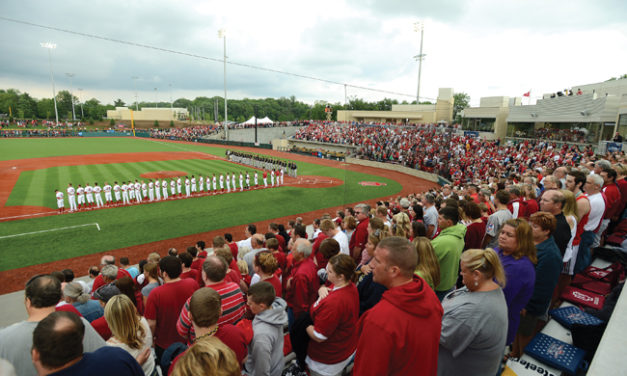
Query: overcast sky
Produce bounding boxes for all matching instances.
[1,0,626,106]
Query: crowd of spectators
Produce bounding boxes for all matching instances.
[1,133,626,374]
[226,120,311,129]
[149,126,220,141]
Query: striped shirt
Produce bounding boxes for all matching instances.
[176,281,246,344]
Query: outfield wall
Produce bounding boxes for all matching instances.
[346,157,448,186]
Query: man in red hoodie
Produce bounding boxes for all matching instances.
[354,236,443,376]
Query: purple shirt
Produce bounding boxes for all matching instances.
[496,248,536,345]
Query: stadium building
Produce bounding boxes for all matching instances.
[106,106,189,121]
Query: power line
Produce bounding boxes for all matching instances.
[0,16,437,101]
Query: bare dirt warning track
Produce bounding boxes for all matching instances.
[0,140,439,294]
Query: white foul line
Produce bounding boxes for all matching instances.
[0,223,101,240]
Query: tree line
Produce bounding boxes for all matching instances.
[0,88,453,124]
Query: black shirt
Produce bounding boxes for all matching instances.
[552,212,571,256]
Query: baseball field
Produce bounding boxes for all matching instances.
[0,136,441,292]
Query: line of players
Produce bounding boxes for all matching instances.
[54,168,285,213]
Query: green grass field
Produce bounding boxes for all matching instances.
[0,137,402,271]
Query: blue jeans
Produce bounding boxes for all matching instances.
[575,230,594,274]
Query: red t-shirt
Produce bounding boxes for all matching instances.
[285,258,320,316]
[190,258,204,273]
[464,221,486,251]
[349,218,369,257]
[311,232,329,266]
[168,324,248,375]
[225,269,240,285]
[524,198,539,217]
[91,268,132,293]
[308,284,359,363]
[91,316,112,341]
[261,275,283,298]
[180,269,199,281]
[228,243,239,260]
[144,278,199,349]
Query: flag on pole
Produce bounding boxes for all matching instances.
[523,91,531,97]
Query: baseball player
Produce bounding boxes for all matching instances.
[170,178,176,197]
[128,180,135,201]
[121,182,130,205]
[85,183,94,208]
[231,173,236,191]
[148,180,154,201]
[219,173,224,192]
[198,174,204,194]
[212,174,217,193]
[280,168,284,185]
[67,183,77,212]
[176,177,182,196]
[93,182,103,208]
[190,175,197,195]
[135,180,142,203]
[162,179,168,200]
[270,170,275,187]
[254,171,258,188]
[245,172,250,189]
[113,182,121,204]
[103,182,113,206]
[225,173,230,193]
[141,180,148,199]
[263,170,268,188]
[155,179,161,201]
[239,172,244,192]
[55,189,64,213]
[76,184,85,210]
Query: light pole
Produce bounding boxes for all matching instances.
[413,22,426,104]
[131,76,139,111]
[154,87,158,108]
[40,42,59,126]
[66,73,76,121]
[168,83,173,110]
[218,28,228,140]
[77,88,84,118]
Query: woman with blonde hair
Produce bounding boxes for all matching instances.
[438,248,508,376]
[560,189,578,270]
[412,237,440,290]
[105,294,156,375]
[141,262,162,306]
[171,336,240,376]
[253,251,282,297]
[392,212,411,238]
[495,218,537,346]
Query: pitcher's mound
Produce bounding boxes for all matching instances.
[140,171,188,179]
[283,175,343,188]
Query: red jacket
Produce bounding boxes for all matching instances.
[603,183,621,219]
[354,276,443,376]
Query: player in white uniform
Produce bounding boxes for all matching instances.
[170,179,176,197]
[239,172,244,192]
[198,175,204,194]
[219,173,225,192]
[67,183,77,212]
[270,170,275,187]
[93,182,104,208]
[231,173,236,191]
[176,177,182,196]
[121,182,130,205]
[254,171,259,188]
[280,168,284,185]
[245,172,250,189]
[141,181,148,199]
[135,180,142,203]
[55,190,64,213]
[128,180,135,200]
[76,185,85,210]
[85,183,94,208]
[113,182,121,204]
[162,179,168,200]
[103,182,113,206]
[148,180,154,201]
[212,174,217,193]
[154,179,161,201]
[226,173,231,192]
[190,175,197,195]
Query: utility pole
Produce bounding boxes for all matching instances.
[413,22,426,104]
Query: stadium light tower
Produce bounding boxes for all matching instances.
[131,76,139,111]
[77,88,84,118]
[218,28,228,140]
[66,73,76,121]
[154,87,158,108]
[413,22,426,104]
[40,42,59,126]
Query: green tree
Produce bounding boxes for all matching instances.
[453,92,470,122]
[0,89,20,116]
[55,90,75,119]
[17,92,37,119]
[114,98,125,107]
[36,98,55,120]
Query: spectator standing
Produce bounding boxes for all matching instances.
[438,248,508,376]
[576,174,605,273]
[422,193,439,238]
[285,239,320,327]
[354,237,442,376]
[431,207,467,301]
[349,204,371,261]
[462,201,486,250]
[481,190,512,249]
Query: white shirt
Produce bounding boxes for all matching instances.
[93,186,102,194]
[67,186,75,196]
[333,230,350,255]
[56,191,63,200]
[585,192,605,231]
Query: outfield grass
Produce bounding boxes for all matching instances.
[0,137,402,270]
